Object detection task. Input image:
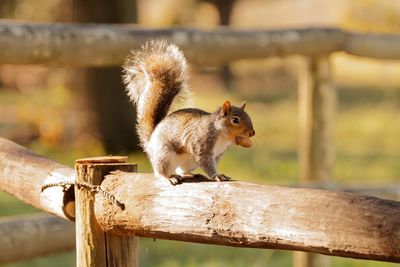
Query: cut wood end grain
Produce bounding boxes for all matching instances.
[75,156,128,164]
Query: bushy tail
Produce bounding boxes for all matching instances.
[123,40,190,149]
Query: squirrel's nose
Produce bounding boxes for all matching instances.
[248,129,255,137]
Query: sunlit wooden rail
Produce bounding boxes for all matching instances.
[0,137,75,220]
[0,137,400,265]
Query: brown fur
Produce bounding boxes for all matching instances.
[123,40,188,148]
[123,40,255,184]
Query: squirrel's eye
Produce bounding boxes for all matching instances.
[231,116,241,125]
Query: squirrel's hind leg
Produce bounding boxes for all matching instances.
[151,151,182,185]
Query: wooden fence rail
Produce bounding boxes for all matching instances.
[0,137,75,220]
[1,137,400,263]
[2,21,400,67]
[95,171,400,263]
[0,213,74,264]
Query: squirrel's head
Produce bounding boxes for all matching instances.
[218,100,255,142]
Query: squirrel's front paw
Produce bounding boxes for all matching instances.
[213,174,231,182]
[168,175,183,185]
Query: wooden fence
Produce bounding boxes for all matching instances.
[2,22,400,67]
[1,21,400,266]
[0,137,400,266]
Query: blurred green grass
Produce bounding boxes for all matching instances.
[1,72,399,266]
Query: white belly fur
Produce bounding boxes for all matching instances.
[170,153,198,175]
[213,135,232,158]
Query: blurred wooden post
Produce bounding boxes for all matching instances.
[298,56,335,183]
[75,156,138,267]
[296,55,336,267]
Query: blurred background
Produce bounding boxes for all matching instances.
[0,0,399,266]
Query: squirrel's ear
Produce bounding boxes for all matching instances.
[240,101,246,110]
[222,100,231,116]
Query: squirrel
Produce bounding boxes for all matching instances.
[123,40,255,185]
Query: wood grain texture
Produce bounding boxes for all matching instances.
[75,158,138,267]
[75,163,107,266]
[0,213,75,264]
[0,137,75,220]
[95,173,400,263]
[2,22,400,67]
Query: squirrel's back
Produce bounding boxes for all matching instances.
[123,40,191,150]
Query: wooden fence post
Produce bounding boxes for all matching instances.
[298,55,335,183]
[75,156,138,267]
[296,55,336,267]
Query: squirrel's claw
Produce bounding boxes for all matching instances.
[169,175,183,185]
[213,174,231,182]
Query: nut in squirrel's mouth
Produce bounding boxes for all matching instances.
[235,136,253,148]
